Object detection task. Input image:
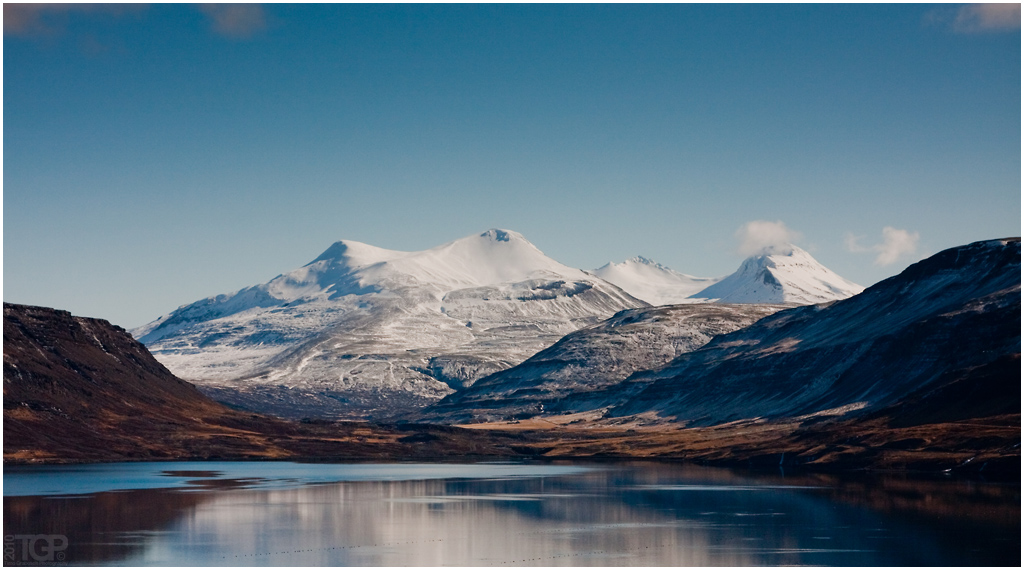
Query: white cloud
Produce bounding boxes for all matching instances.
[845,227,920,266]
[953,3,1021,33]
[925,3,1021,33]
[735,220,802,257]
[875,227,920,265]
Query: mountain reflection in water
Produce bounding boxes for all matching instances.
[3,461,1019,566]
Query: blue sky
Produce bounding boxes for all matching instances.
[4,4,1020,328]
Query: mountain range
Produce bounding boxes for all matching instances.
[133,229,863,419]
[4,236,1019,476]
[425,238,1020,429]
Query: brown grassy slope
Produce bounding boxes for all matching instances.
[458,409,1020,479]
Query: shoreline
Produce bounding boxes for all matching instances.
[6,414,1019,481]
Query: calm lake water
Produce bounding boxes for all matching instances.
[3,460,1019,566]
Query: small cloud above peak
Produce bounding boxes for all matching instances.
[735,220,802,257]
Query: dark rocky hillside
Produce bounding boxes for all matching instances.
[609,238,1020,425]
[4,303,228,461]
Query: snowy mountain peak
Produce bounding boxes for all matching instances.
[628,256,659,266]
[309,239,405,267]
[735,244,815,275]
[595,255,688,276]
[592,256,719,306]
[691,244,863,305]
[391,228,582,289]
[433,228,543,260]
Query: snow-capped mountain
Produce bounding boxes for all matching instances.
[691,245,863,304]
[134,229,647,419]
[591,257,719,306]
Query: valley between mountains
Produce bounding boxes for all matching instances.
[3,231,1020,477]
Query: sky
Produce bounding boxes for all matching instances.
[4,3,1020,328]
